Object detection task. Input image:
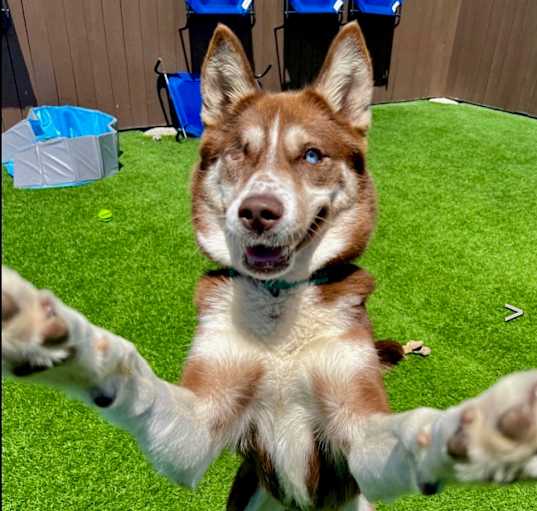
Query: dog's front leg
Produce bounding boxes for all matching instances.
[348,371,537,502]
[2,267,223,487]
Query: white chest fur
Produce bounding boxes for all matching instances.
[192,276,373,507]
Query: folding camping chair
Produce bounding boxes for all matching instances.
[155,1,270,141]
[348,0,404,85]
[349,0,403,19]
[274,1,344,91]
[285,0,345,15]
[154,59,203,142]
[184,0,254,15]
[179,0,270,79]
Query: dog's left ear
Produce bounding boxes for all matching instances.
[201,24,257,126]
[314,21,373,131]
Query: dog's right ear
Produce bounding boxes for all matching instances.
[314,21,373,131]
[201,24,257,126]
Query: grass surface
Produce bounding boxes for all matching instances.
[2,101,537,510]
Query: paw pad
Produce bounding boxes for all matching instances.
[90,388,116,408]
[497,383,537,442]
[419,481,442,496]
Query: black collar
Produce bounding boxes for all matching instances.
[224,263,359,297]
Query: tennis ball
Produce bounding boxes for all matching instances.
[98,209,113,222]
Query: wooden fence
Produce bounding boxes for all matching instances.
[2,0,536,131]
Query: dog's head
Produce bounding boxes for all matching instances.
[192,22,376,281]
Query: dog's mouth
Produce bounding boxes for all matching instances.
[241,207,329,277]
[243,245,290,274]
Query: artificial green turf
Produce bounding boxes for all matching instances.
[2,101,537,510]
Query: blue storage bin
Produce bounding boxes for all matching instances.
[289,0,344,13]
[185,0,253,15]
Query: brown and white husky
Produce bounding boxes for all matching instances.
[2,22,536,511]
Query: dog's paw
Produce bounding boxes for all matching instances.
[2,267,75,378]
[446,371,537,483]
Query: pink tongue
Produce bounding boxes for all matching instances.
[245,245,283,263]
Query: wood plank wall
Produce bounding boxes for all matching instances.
[2,0,189,129]
[447,0,537,114]
[2,0,536,131]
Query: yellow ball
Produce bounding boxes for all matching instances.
[98,209,113,222]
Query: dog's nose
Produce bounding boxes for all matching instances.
[238,194,283,234]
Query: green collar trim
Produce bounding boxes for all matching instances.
[226,267,341,297]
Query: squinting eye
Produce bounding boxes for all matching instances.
[304,148,322,165]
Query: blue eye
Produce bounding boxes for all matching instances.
[304,148,322,165]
